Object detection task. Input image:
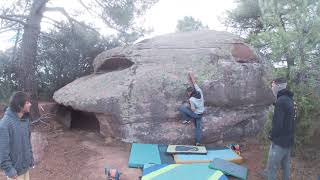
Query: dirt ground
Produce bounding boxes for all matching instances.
[0,104,319,180]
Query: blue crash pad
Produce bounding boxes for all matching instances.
[158,144,175,164]
[209,158,248,180]
[128,143,161,168]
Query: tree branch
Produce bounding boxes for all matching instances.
[39,32,59,42]
[0,27,20,34]
[279,13,287,32]
[5,14,28,18]
[44,7,73,22]
[10,25,22,62]
[42,16,64,28]
[35,0,49,13]
[41,20,63,29]
[77,0,124,33]
[78,0,91,10]
[0,15,26,26]
[44,7,100,34]
[0,22,18,30]
[93,0,105,8]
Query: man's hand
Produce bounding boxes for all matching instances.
[190,107,196,112]
[188,72,196,85]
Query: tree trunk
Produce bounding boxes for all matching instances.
[286,53,295,81]
[18,0,48,119]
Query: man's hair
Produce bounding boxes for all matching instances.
[186,87,194,93]
[9,91,29,113]
[186,86,201,99]
[273,77,287,84]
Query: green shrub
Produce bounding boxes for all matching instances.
[293,85,320,146]
[0,82,15,103]
[258,110,272,163]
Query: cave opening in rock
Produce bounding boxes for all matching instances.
[96,56,134,73]
[70,110,100,132]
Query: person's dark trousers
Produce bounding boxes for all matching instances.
[178,105,202,144]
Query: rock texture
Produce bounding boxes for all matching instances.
[53,30,274,144]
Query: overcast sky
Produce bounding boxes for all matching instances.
[0,0,236,51]
[143,0,236,36]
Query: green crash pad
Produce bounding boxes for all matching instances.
[142,163,229,180]
[174,149,243,164]
[128,144,174,168]
[167,145,207,154]
[209,158,248,180]
[128,143,161,168]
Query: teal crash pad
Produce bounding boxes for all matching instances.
[209,158,248,180]
[142,163,229,180]
[128,143,161,168]
[174,149,243,164]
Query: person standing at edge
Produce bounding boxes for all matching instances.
[263,78,295,180]
[178,72,205,146]
[0,91,34,180]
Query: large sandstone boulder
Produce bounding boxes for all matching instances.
[53,30,274,144]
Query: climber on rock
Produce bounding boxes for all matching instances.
[178,72,205,146]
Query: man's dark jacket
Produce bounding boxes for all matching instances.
[0,108,34,177]
[270,89,295,148]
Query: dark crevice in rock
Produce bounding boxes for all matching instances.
[95,56,134,73]
[53,105,73,128]
[54,105,100,132]
[70,110,100,132]
[128,65,138,99]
